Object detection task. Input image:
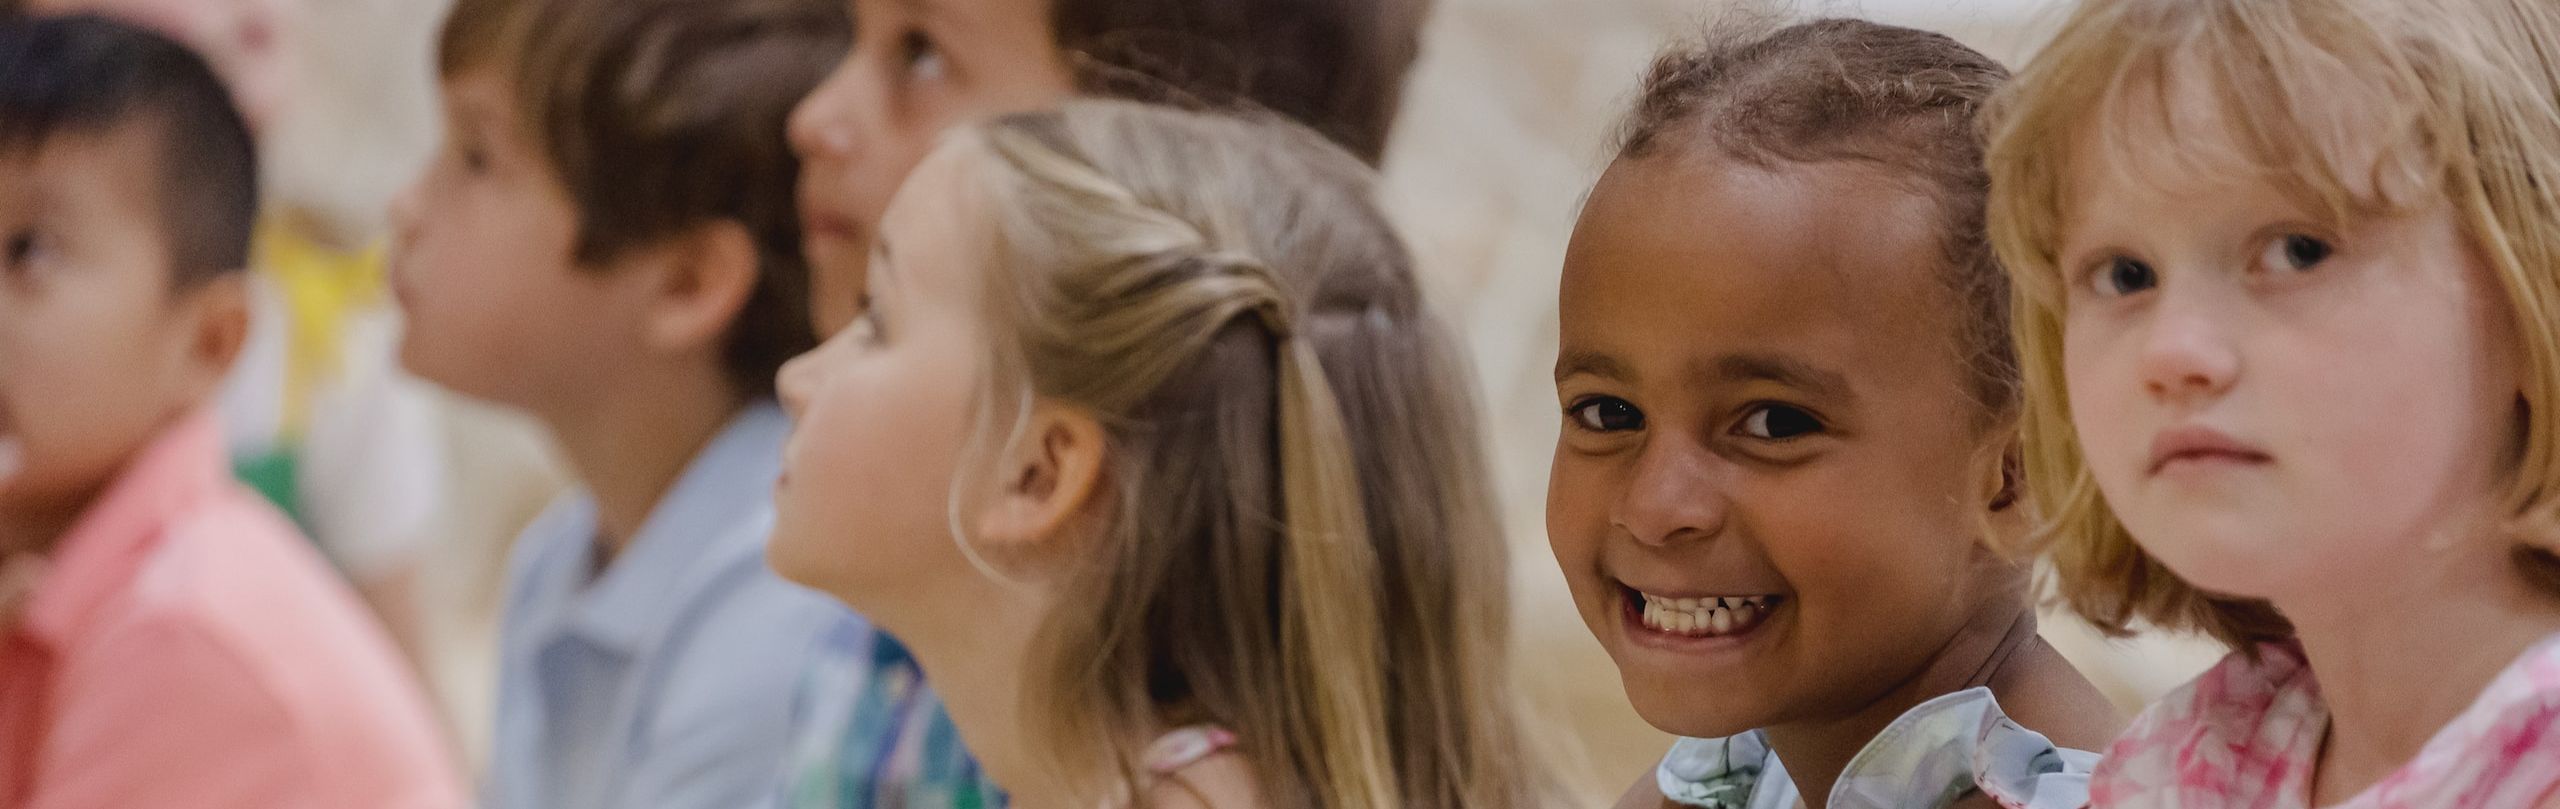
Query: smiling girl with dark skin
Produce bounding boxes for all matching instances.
[1546,19,2124,809]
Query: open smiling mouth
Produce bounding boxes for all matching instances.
[1620,584,1784,639]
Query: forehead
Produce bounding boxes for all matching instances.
[2058,57,2426,227]
[863,0,1050,33]
[1560,155,1962,383]
[0,121,162,213]
[874,141,990,295]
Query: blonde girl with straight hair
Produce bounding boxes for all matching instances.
[765,98,1557,809]
[1986,0,2560,805]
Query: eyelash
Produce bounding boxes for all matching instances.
[2079,231,2339,299]
[850,292,886,342]
[4,227,47,276]
[899,29,946,80]
[1561,397,1826,442]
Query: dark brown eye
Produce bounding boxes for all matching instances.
[2262,233,2333,273]
[2092,255,2157,297]
[1569,397,1643,432]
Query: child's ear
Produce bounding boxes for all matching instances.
[640,221,759,356]
[975,402,1109,551]
[175,273,250,396]
[1987,446,2022,513]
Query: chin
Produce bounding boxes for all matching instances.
[1620,676,1769,739]
[2130,525,2307,601]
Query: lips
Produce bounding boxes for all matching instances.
[798,184,864,244]
[2146,424,2271,475]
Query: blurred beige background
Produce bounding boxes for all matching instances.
[274,0,2228,802]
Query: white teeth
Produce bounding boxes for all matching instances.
[1636,590,1778,637]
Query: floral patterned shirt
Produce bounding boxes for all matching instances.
[2091,634,2560,809]
[1657,687,2098,809]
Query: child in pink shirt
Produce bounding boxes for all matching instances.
[1985,0,2560,806]
[0,15,464,809]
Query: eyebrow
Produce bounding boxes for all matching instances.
[1554,349,1632,383]
[1703,353,1856,403]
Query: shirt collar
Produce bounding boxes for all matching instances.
[1658,687,2099,809]
[19,411,229,646]
[555,401,791,654]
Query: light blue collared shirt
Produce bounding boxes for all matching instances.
[486,402,846,809]
[1656,687,2098,809]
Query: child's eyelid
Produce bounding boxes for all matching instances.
[1729,401,1826,438]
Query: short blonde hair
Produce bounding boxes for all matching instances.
[1985,0,2560,648]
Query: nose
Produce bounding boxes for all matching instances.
[2136,290,2241,407]
[788,59,860,161]
[775,339,829,422]
[1611,438,1732,547]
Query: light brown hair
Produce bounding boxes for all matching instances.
[435,0,845,397]
[1052,0,1429,165]
[1984,0,2560,647]
[951,99,1553,809]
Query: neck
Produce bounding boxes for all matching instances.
[1762,575,2046,809]
[2280,515,2560,804]
[0,495,89,560]
[536,365,746,564]
[891,580,1079,808]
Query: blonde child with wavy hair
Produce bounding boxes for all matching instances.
[764,99,1556,809]
[1987,0,2560,805]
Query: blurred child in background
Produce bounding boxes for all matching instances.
[390,0,857,806]
[3,0,452,667]
[0,15,463,808]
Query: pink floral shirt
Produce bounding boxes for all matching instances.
[2092,634,2560,809]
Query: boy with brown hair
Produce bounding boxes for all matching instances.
[390,0,851,807]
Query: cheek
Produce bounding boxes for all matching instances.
[0,294,182,500]
[2060,316,2147,477]
[1751,461,1975,653]
[773,351,980,597]
[1543,451,1611,560]
[852,125,940,223]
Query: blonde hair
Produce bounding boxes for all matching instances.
[1985,0,2560,647]
[949,99,1552,808]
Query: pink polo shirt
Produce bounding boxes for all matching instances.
[0,413,465,809]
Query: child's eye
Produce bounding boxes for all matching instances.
[3,227,48,274]
[849,293,886,343]
[1567,396,1644,433]
[899,30,947,82]
[2257,233,2333,274]
[1735,404,1822,440]
[2089,255,2158,298]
